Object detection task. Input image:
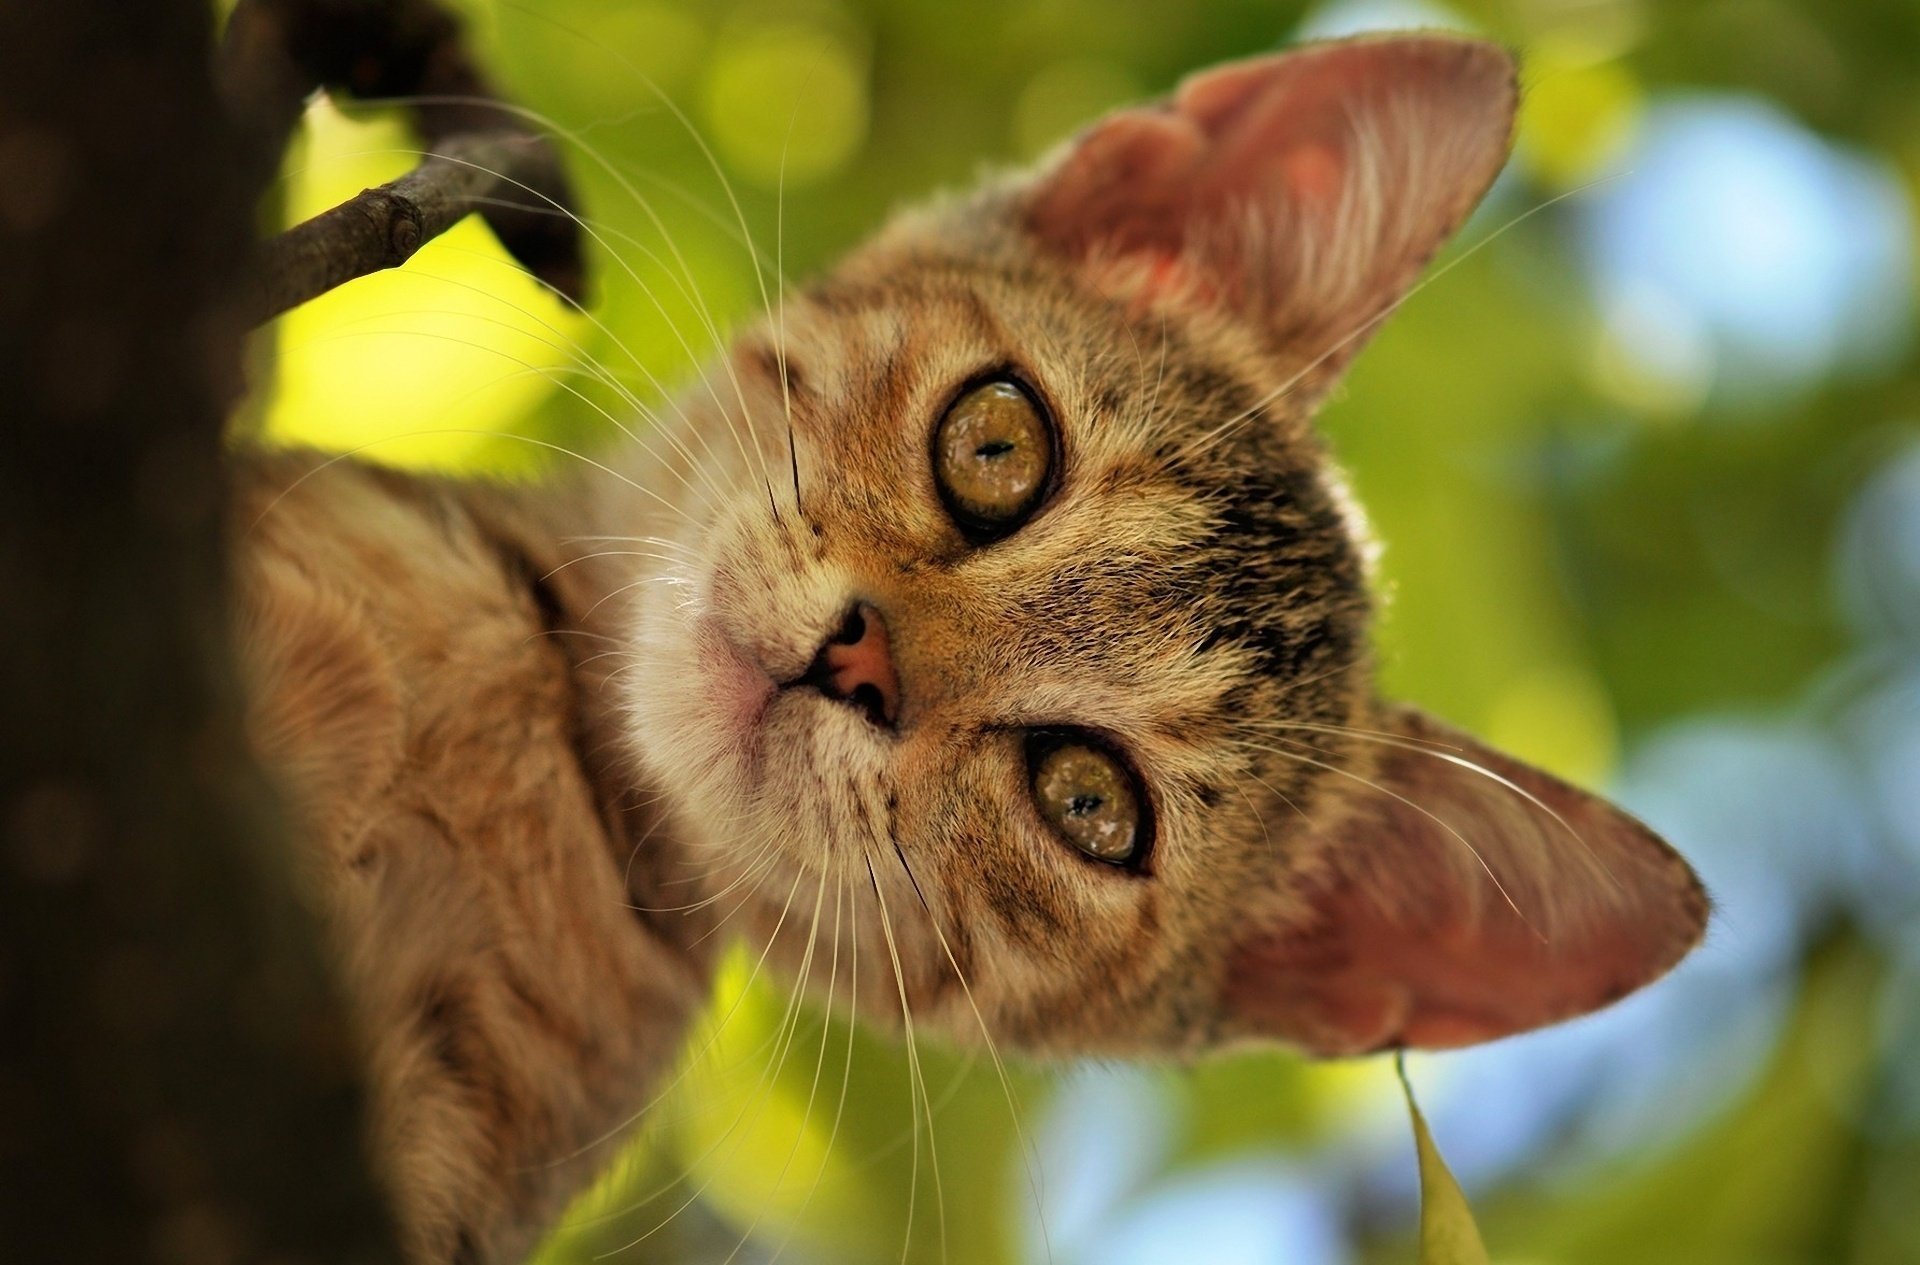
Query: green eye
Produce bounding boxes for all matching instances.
[1028,734,1148,867]
[933,378,1054,541]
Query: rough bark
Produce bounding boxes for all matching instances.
[0,0,399,1260]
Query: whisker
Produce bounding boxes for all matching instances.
[713,858,838,1264]
[861,849,935,1263]
[886,835,1050,1264]
[1233,719,1619,888]
[323,132,777,516]
[589,864,814,1251]
[244,424,696,541]
[392,261,741,509]
[1232,734,1544,941]
[1179,178,1618,462]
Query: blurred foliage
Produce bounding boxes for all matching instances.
[257,0,1920,1261]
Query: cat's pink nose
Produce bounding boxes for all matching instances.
[806,603,900,728]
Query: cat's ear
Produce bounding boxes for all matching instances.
[1221,704,1707,1056]
[1020,33,1516,386]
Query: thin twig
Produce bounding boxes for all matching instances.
[250,129,566,323]
[220,0,588,323]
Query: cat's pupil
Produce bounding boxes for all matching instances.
[976,439,1015,458]
[1068,793,1102,816]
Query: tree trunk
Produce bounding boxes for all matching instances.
[0,1,400,1260]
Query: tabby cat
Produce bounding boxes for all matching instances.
[236,32,1708,1265]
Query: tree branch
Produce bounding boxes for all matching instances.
[222,0,588,323]
[250,130,568,324]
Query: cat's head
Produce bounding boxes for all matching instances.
[608,33,1707,1058]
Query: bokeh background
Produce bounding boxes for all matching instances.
[256,0,1920,1261]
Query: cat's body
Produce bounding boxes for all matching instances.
[236,33,1707,1264]
[236,453,716,1263]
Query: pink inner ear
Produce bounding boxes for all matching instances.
[1026,53,1366,261]
[1223,707,1708,1056]
[1021,35,1517,364]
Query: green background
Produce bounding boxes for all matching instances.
[257,1,1920,1261]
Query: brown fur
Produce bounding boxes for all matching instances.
[235,453,716,1263]
[233,33,1705,1263]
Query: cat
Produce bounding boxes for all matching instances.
[235,31,1709,1265]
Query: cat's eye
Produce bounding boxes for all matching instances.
[933,378,1054,541]
[1027,733,1148,867]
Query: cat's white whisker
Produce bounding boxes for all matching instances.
[592,864,814,1254]
[369,136,779,514]
[242,425,696,538]
[1240,719,1621,890]
[886,833,1052,1265]
[1179,177,1618,464]
[860,848,942,1265]
[432,243,744,509]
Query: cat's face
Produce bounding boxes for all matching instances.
[611,34,1708,1059]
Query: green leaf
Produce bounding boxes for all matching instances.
[1397,1052,1490,1265]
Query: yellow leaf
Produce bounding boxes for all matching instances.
[1398,1052,1490,1265]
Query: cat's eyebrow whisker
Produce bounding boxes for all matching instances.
[345,112,780,508]
[483,194,777,516]
[1235,735,1546,943]
[1178,178,1615,464]
[773,89,804,522]
[569,35,795,525]
[342,265,651,419]
[243,424,697,542]
[1242,720,1622,891]
[431,244,745,510]
[524,14,793,511]
[353,260,645,409]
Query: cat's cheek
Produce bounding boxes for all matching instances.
[687,611,777,750]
